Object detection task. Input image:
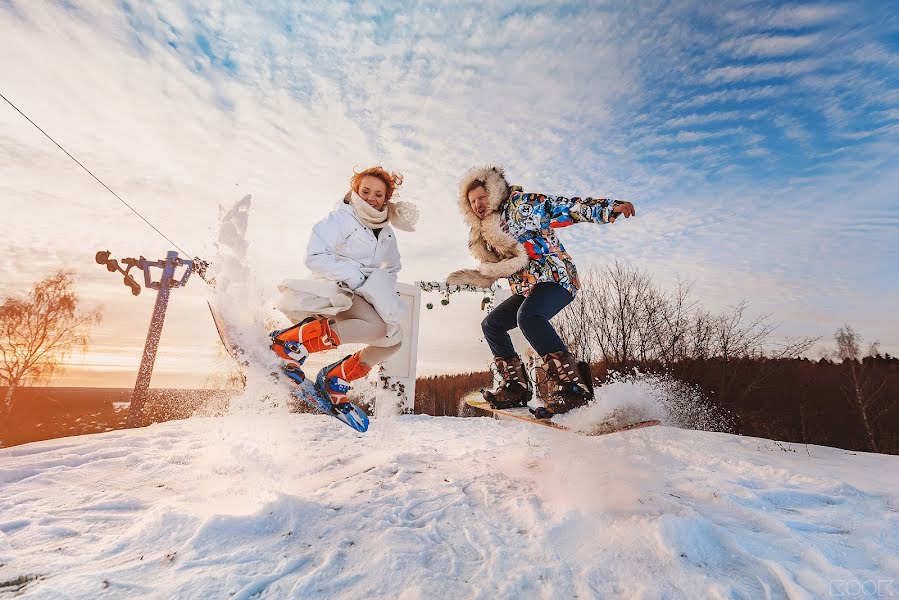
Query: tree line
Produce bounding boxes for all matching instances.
[3,268,896,454]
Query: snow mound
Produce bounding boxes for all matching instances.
[1,414,896,598]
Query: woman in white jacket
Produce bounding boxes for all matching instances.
[271,166,417,406]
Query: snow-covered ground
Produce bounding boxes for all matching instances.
[1,412,897,599]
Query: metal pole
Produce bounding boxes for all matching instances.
[127,251,178,427]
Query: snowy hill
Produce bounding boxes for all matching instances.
[1,413,897,598]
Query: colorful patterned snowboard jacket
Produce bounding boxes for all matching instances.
[502,185,616,297]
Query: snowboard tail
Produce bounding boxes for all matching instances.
[208,300,246,365]
[286,371,370,433]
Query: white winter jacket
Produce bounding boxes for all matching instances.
[276,201,403,325]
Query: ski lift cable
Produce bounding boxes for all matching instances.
[0,90,198,263]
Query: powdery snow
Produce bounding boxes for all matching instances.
[549,373,729,435]
[1,413,897,598]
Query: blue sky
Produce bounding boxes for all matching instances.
[1,1,897,384]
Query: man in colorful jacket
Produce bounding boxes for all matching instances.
[447,165,636,416]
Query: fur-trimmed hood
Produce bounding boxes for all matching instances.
[447,165,530,287]
[456,165,511,225]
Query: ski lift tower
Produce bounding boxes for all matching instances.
[95,250,193,427]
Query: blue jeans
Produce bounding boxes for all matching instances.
[481,282,574,358]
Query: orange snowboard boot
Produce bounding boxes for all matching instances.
[317,352,371,406]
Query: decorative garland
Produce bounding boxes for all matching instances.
[354,369,414,416]
[363,368,414,416]
[418,281,500,311]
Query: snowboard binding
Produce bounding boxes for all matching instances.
[481,388,530,410]
[270,316,340,364]
[316,352,372,413]
[282,362,307,385]
[481,355,532,409]
[532,352,595,419]
[270,316,341,386]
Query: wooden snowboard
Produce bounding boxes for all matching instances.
[464,393,660,436]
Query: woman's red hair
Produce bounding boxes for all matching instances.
[351,166,403,202]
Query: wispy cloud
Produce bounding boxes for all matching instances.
[720,32,823,58]
[637,127,752,150]
[772,114,812,144]
[704,58,826,83]
[722,3,848,29]
[672,85,792,110]
[838,123,899,140]
[662,110,765,129]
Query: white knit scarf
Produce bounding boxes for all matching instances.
[347,190,419,232]
[349,191,389,229]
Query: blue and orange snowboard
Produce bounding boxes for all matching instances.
[208,302,369,433]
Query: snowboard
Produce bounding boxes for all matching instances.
[207,300,245,365]
[207,301,369,433]
[464,392,660,436]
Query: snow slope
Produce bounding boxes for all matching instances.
[1,413,897,599]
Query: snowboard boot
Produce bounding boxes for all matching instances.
[317,352,371,408]
[536,351,594,417]
[270,316,341,384]
[481,355,532,409]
